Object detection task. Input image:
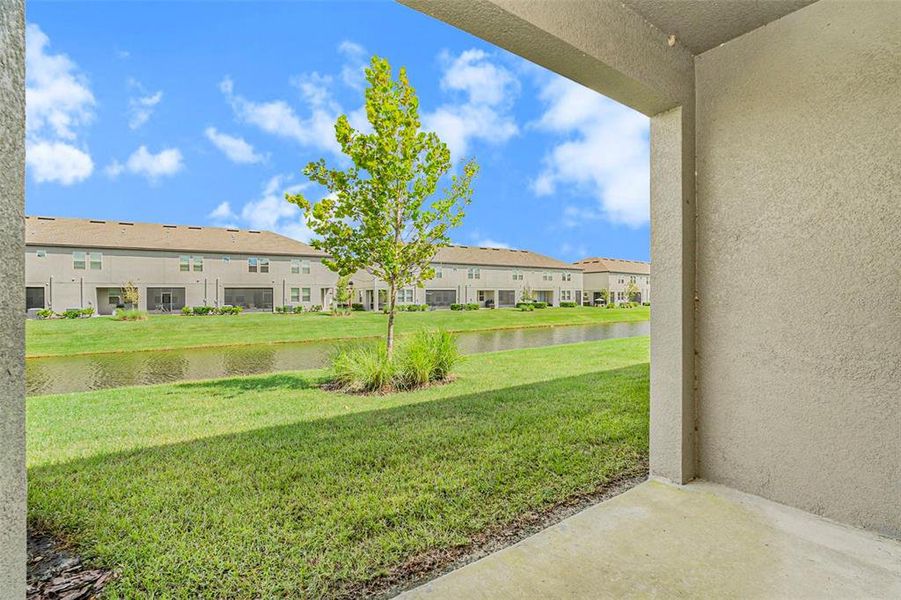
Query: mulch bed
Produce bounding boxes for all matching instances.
[27,530,114,600]
[341,465,649,599]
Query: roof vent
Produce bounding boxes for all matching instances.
[163,224,177,229]
[226,228,239,232]
[249,230,261,234]
[118,222,134,226]
[89,220,106,224]
[37,216,55,221]
[188,226,202,230]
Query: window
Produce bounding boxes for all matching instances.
[425,289,456,307]
[89,252,102,270]
[301,259,310,274]
[73,251,85,270]
[248,257,258,273]
[399,288,414,303]
[467,267,480,279]
[193,256,203,272]
[562,272,571,282]
[561,290,573,301]
[223,256,230,264]
[180,256,190,272]
[498,290,515,306]
[542,272,553,281]
[630,275,636,283]
[302,287,311,302]
[108,292,121,305]
[290,287,300,303]
[291,259,300,274]
[36,250,46,258]
[260,258,270,273]
[512,270,523,281]
[434,267,443,279]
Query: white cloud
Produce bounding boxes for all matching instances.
[204,127,266,164]
[128,87,163,129]
[104,160,124,179]
[422,49,519,161]
[26,23,95,140]
[25,23,95,185]
[476,238,511,249]
[208,175,314,242]
[109,145,184,181]
[25,141,94,185]
[220,76,340,156]
[532,76,649,227]
[338,40,367,90]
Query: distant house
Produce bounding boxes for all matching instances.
[352,245,585,309]
[24,216,336,313]
[573,257,651,305]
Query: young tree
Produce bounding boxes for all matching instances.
[625,280,640,302]
[287,56,478,356]
[520,285,535,304]
[122,281,140,309]
[333,275,352,317]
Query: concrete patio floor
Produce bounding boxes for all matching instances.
[400,480,901,599]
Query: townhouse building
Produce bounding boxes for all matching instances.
[24,216,337,314]
[352,245,584,309]
[573,257,651,305]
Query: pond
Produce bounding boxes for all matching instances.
[26,321,650,396]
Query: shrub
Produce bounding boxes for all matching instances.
[450,303,464,311]
[181,306,192,315]
[518,303,534,311]
[330,343,396,393]
[36,308,54,319]
[220,305,243,315]
[310,305,322,312]
[61,308,82,319]
[329,329,459,393]
[80,307,95,317]
[293,305,304,314]
[642,301,651,306]
[533,302,548,309]
[464,303,479,311]
[351,303,365,311]
[113,308,147,321]
[559,301,577,308]
[192,305,214,316]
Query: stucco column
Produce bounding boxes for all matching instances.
[649,105,696,483]
[0,1,26,595]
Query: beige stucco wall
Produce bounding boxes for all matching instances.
[25,246,338,311]
[694,1,901,537]
[0,0,25,595]
[353,263,583,308]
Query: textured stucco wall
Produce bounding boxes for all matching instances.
[0,0,26,595]
[695,1,901,537]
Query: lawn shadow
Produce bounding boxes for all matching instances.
[28,364,649,598]
[175,372,322,395]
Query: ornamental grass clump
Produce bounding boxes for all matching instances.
[329,329,459,393]
[113,308,148,321]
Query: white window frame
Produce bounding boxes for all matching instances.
[260,258,270,273]
[248,257,258,273]
[512,269,523,281]
[290,287,300,303]
[180,255,190,272]
[302,287,311,302]
[89,252,102,270]
[562,272,571,282]
[73,251,86,270]
[301,259,310,274]
[399,288,415,304]
[291,259,300,274]
[193,256,203,272]
[468,267,480,280]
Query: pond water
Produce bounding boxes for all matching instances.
[26,321,650,396]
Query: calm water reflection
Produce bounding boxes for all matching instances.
[26,321,649,396]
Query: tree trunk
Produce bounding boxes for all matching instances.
[386,282,396,359]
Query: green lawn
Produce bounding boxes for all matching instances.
[25,306,649,357]
[28,337,650,598]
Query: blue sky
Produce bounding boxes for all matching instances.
[25,1,650,262]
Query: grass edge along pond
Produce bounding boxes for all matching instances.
[28,336,650,598]
[25,305,650,357]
